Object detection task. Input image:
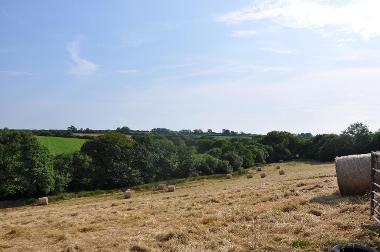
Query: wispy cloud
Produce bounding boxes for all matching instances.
[217,0,380,40]
[153,59,293,83]
[258,46,297,54]
[0,70,34,76]
[231,30,257,38]
[117,69,138,74]
[67,41,97,77]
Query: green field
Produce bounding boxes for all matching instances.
[36,136,87,155]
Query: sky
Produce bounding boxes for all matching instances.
[1,0,380,134]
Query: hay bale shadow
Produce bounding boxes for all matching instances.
[301,160,331,166]
[309,191,367,206]
[0,198,36,209]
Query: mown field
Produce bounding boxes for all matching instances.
[0,162,379,252]
[37,136,87,155]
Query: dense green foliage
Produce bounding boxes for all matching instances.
[37,136,87,155]
[0,131,55,199]
[1,122,380,200]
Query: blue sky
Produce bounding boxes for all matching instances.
[1,0,380,134]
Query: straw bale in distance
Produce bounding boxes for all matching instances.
[124,189,132,199]
[157,183,166,190]
[38,197,48,205]
[167,185,175,192]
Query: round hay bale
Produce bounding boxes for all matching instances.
[167,185,175,192]
[330,243,378,252]
[124,189,132,199]
[276,165,281,170]
[279,170,285,175]
[335,153,376,196]
[38,197,48,205]
[157,183,166,190]
[247,173,253,178]
[257,167,262,172]
[260,173,266,178]
[225,174,232,179]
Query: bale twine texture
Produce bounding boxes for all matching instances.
[335,153,377,196]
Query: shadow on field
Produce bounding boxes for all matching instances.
[0,198,36,209]
[0,189,120,209]
[310,191,367,206]
[300,160,333,166]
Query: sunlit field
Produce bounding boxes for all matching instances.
[37,136,87,155]
[0,161,378,252]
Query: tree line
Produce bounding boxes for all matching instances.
[5,125,256,139]
[1,122,379,200]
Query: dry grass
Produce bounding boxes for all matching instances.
[0,161,379,251]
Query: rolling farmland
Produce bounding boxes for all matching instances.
[0,162,377,251]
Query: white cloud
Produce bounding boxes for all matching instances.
[258,46,297,54]
[217,0,380,40]
[231,30,257,38]
[67,41,97,76]
[117,69,138,74]
[154,60,293,83]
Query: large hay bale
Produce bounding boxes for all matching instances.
[247,173,253,178]
[38,197,48,205]
[225,174,232,179]
[279,170,285,175]
[167,185,175,192]
[257,167,262,172]
[124,189,132,199]
[335,153,375,196]
[260,173,266,178]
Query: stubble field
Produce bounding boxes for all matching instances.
[0,162,379,252]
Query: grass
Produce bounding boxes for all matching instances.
[1,161,380,251]
[37,136,87,155]
[291,239,312,249]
